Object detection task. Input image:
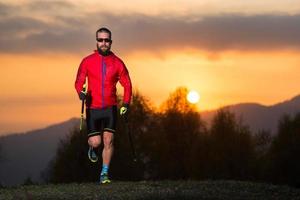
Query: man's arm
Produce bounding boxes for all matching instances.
[118,62,132,105]
[75,59,88,98]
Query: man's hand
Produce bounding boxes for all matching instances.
[120,104,129,115]
[79,91,86,101]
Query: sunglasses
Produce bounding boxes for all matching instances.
[96,38,112,43]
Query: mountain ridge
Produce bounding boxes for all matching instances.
[201,94,300,134]
[0,118,78,186]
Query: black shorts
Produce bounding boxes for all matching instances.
[86,106,117,138]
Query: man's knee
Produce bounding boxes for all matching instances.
[103,132,114,148]
[88,135,101,148]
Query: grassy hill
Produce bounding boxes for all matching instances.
[1,180,300,200]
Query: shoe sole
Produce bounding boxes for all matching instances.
[88,150,98,162]
[101,180,111,184]
[89,157,98,162]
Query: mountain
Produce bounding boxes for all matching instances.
[201,95,300,135]
[0,118,79,186]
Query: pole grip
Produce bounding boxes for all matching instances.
[80,84,87,131]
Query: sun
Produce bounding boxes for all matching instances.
[187,90,200,104]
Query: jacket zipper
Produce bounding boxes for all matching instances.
[101,57,106,108]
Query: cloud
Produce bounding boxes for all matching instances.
[111,14,300,53]
[0,1,300,55]
[27,0,75,11]
[0,2,13,16]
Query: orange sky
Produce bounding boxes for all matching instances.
[0,0,300,135]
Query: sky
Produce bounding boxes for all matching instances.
[0,0,300,135]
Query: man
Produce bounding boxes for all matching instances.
[75,27,132,184]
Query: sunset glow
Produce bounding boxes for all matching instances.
[0,0,300,135]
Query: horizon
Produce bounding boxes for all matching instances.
[1,0,300,135]
[1,92,299,136]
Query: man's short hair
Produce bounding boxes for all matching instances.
[96,27,112,39]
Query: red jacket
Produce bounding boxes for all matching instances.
[75,51,132,109]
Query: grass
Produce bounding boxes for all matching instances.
[1,180,300,200]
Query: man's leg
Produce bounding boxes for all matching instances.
[100,131,114,183]
[100,106,116,183]
[86,108,102,162]
[88,135,101,162]
[102,131,114,166]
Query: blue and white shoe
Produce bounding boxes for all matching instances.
[100,173,111,184]
[88,146,98,162]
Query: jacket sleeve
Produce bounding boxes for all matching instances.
[74,59,87,96]
[118,61,132,104]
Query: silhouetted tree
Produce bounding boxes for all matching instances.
[206,109,255,180]
[45,88,272,183]
[254,130,272,155]
[0,145,3,162]
[253,129,272,180]
[160,87,197,113]
[267,113,300,187]
[0,144,4,186]
[155,87,206,179]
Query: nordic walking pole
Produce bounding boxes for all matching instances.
[124,114,137,162]
[80,84,87,131]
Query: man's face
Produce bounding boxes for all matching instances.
[96,32,112,55]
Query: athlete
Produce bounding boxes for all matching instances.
[75,27,132,184]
